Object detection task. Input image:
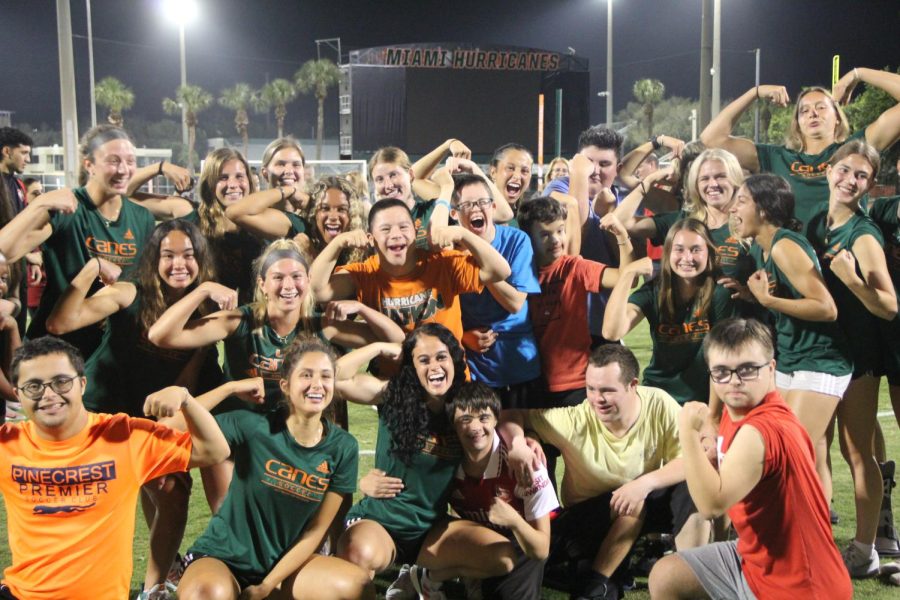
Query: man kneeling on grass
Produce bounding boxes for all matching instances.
[502,344,708,600]
[0,336,229,600]
[648,318,852,600]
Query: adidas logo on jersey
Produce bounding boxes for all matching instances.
[124,229,134,240]
[316,460,329,474]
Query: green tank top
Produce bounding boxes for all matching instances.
[816,211,887,376]
[29,187,155,357]
[749,228,851,375]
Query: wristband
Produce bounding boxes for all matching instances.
[617,237,630,246]
[639,181,648,195]
[853,68,860,82]
[651,135,662,150]
[95,257,102,280]
[755,86,760,100]
[157,160,165,176]
[435,199,451,211]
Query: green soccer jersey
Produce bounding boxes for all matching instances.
[411,196,437,250]
[346,413,461,540]
[629,280,736,404]
[755,130,866,244]
[864,196,900,288]
[83,293,223,416]
[749,229,852,376]
[182,211,265,305]
[189,411,358,582]
[223,305,324,411]
[284,211,307,238]
[816,211,887,376]
[28,188,155,356]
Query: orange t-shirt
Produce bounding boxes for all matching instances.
[338,249,483,341]
[0,412,192,600]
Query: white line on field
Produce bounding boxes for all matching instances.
[360,450,375,455]
[878,411,896,419]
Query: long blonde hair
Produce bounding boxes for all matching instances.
[657,218,718,322]
[784,87,850,152]
[198,147,257,239]
[250,239,315,330]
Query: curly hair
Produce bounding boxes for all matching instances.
[197,147,256,240]
[305,175,367,264]
[517,195,567,236]
[657,218,719,323]
[380,323,467,465]
[133,219,216,331]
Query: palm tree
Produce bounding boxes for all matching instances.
[295,59,341,159]
[255,79,298,139]
[163,84,213,173]
[219,83,257,158]
[94,77,135,128]
[633,79,666,138]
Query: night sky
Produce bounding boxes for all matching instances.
[2,0,899,133]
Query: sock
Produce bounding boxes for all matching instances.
[422,567,442,591]
[853,540,874,556]
[581,571,610,596]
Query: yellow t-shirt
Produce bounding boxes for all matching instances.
[531,386,681,507]
[0,412,192,600]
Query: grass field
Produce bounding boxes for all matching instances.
[1,320,899,598]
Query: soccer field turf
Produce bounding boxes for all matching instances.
[1,321,898,598]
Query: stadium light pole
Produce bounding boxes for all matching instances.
[161,0,198,148]
[606,0,613,128]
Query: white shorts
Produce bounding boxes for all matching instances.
[775,370,851,399]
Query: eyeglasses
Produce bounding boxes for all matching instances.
[454,198,492,213]
[708,363,770,384]
[17,375,78,400]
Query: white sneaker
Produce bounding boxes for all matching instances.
[409,564,446,600]
[136,582,177,600]
[842,542,879,578]
[386,564,416,600]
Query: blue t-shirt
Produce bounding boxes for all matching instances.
[543,176,570,196]
[460,225,542,387]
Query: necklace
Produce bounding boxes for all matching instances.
[291,420,324,447]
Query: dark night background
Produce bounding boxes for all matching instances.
[1,0,899,142]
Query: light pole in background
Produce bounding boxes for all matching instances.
[161,0,198,148]
[606,0,613,127]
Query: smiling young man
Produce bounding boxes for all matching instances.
[502,344,702,600]
[0,336,229,600]
[453,172,542,408]
[309,184,512,342]
[648,318,852,600]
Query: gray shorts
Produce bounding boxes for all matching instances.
[678,541,757,600]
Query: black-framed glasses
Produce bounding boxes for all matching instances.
[708,363,770,384]
[454,198,492,213]
[17,376,78,400]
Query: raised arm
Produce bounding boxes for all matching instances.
[224,185,304,240]
[147,281,242,349]
[834,68,900,151]
[566,154,592,225]
[549,192,582,255]
[126,160,192,196]
[0,188,76,261]
[601,259,652,341]
[488,497,551,561]
[308,230,366,302]
[324,300,406,344]
[829,236,898,320]
[619,135,685,190]
[439,226,511,284]
[412,138,471,180]
[46,259,135,335]
[142,386,230,468]
[679,402,764,519]
[700,85,790,173]
[612,167,672,238]
[444,157,514,223]
[127,193,193,220]
[750,239,837,321]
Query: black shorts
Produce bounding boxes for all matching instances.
[481,536,545,600]
[0,585,17,600]
[494,378,538,410]
[344,517,434,566]
[527,384,585,410]
[548,482,696,565]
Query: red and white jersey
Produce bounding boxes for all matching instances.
[449,433,559,529]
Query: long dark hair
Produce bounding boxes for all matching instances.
[133,219,215,330]
[743,174,802,232]
[380,323,467,465]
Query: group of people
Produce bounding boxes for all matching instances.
[0,63,898,600]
